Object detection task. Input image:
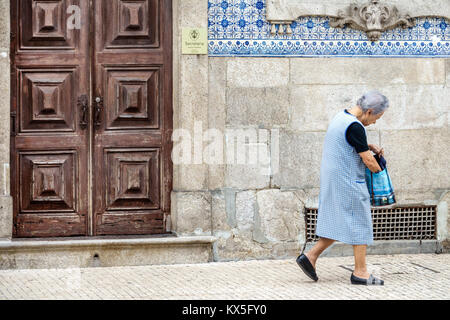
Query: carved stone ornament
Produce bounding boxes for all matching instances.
[330,0,414,41]
[266,0,450,41]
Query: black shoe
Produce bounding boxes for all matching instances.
[351,273,384,286]
[296,254,318,282]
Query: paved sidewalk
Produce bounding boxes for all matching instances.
[0,253,448,300]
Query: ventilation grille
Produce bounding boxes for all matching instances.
[305,206,437,242]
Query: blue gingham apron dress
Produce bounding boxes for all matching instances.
[316,110,374,245]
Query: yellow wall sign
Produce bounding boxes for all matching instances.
[182,28,208,55]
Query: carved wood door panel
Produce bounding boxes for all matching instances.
[11,0,90,237]
[93,0,172,235]
[11,0,173,237]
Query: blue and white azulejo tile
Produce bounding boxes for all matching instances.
[208,0,450,57]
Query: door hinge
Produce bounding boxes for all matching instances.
[10,111,16,136]
[10,32,16,40]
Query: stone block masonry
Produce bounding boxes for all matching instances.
[192,54,450,260]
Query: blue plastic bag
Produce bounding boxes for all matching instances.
[365,155,396,207]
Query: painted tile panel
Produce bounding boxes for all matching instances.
[208,0,450,57]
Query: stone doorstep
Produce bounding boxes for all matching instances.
[0,235,217,270]
[305,240,444,257]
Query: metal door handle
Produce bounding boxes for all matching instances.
[94,96,103,129]
[78,94,88,129]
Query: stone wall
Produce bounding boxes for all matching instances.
[168,0,450,260]
[0,0,12,240]
[189,56,449,260]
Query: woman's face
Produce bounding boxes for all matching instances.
[361,109,384,126]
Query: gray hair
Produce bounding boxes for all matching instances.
[357,90,389,115]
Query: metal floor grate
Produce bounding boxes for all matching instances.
[305,206,437,242]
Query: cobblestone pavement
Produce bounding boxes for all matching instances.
[0,254,448,300]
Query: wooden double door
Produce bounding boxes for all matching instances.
[10,0,173,237]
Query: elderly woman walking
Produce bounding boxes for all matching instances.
[297,90,389,285]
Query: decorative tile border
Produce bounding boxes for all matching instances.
[208,0,450,57]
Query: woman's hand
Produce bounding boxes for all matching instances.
[369,144,384,157]
[359,150,383,173]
